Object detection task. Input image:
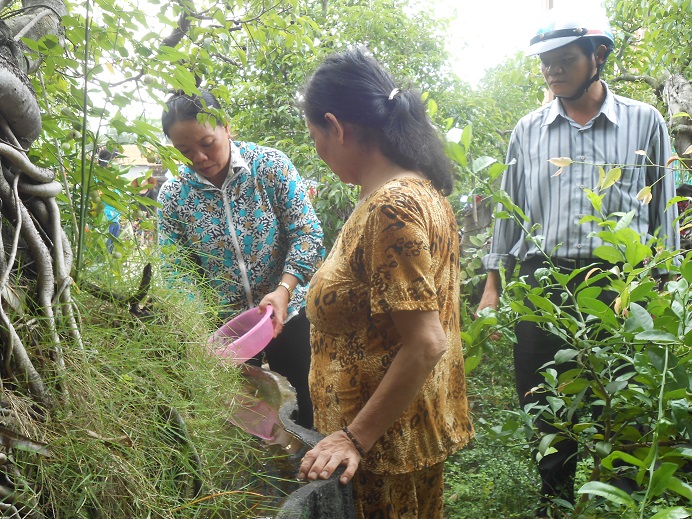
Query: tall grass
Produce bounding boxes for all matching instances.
[8,252,296,518]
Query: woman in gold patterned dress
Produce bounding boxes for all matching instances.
[297,48,474,518]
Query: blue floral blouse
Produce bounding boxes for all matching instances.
[158,141,325,321]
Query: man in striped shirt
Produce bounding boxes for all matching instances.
[477,7,679,515]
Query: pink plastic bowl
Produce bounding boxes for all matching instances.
[208,305,274,364]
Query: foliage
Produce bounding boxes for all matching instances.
[8,0,691,514]
[466,53,546,159]
[448,3,692,513]
[445,339,542,519]
[606,0,692,79]
[466,167,692,516]
[6,254,302,517]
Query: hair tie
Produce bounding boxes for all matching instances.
[388,88,401,101]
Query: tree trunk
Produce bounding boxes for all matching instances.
[662,73,692,169]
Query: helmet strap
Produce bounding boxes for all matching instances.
[554,52,603,102]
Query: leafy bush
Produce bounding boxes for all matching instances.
[466,185,692,517]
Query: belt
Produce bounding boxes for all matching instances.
[523,256,599,270]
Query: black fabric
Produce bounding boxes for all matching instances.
[248,307,314,429]
[515,258,616,504]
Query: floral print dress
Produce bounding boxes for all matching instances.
[306,178,473,475]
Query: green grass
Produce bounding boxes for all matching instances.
[444,339,543,519]
[7,254,300,518]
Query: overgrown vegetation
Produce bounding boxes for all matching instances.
[0,0,690,516]
[450,144,692,518]
[7,254,304,517]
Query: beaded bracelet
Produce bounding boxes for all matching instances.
[342,426,367,457]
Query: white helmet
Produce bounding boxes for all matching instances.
[527,6,615,56]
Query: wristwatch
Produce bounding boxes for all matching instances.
[277,281,293,299]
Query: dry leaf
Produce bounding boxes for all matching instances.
[636,186,653,205]
[547,157,574,167]
[634,150,647,156]
[584,267,600,283]
[552,167,564,177]
[684,144,692,156]
[667,155,681,167]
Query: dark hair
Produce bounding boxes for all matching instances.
[300,48,454,195]
[575,37,614,61]
[161,89,223,137]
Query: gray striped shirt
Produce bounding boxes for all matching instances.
[483,83,679,274]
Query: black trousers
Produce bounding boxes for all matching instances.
[514,257,616,504]
[248,307,314,429]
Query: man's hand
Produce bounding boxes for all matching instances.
[475,270,502,340]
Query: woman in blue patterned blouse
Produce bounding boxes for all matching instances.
[158,90,325,428]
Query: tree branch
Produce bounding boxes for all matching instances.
[610,73,662,91]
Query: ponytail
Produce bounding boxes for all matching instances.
[301,48,453,195]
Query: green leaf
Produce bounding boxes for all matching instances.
[680,257,692,284]
[464,355,482,374]
[601,450,646,470]
[595,440,613,458]
[447,142,467,168]
[560,377,590,394]
[554,349,579,364]
[605,380,628,394]
[460,124,472,152]
[625,302,654,332]
[667,477,692,501]
[593,245,624,264]
[577,481,636,505]
[629,280,656,302]
[600,167,622,190]
[538,433,558,455]
[472,156,497,174]
[488,162,508,180]
[650,463,681,497]
[650,507,692,519]
[526,293,555,313]
[584,188,604,213]
[637,331,678,344]
[614,210,636,232]
[576,296,611,318]
[625,241,652,267]
[426,98,438,118]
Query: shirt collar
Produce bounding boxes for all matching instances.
[229,140,249,172]
[542,82,618,127]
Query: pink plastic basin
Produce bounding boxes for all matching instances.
[208,305,274,364]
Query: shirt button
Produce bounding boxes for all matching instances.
[579,155,586,161]
[576,244,582,249]
[578,214,584,218]
[579,184,585,189]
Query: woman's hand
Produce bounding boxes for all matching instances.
[258,289,289,337]
[297,430,362,484]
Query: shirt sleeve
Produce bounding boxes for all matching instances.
[482,127,525,275]
[156,180,200,284]
[157,180,183,248]
[647,112,680,252]
[363,191,439,317]
[261,150,325,285]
